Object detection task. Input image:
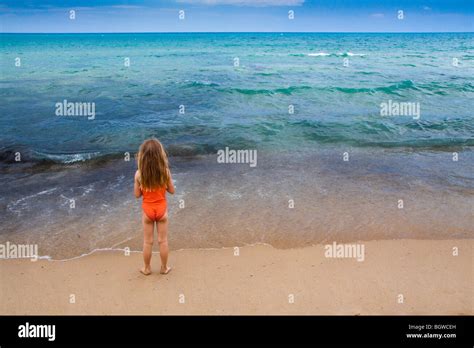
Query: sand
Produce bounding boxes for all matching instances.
[0,239,472,315]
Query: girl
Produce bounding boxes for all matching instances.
[134,138,175,275]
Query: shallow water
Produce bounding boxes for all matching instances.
[1,148,473,259]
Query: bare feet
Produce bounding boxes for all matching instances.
[160,266,172,275]
[140,266,151,276]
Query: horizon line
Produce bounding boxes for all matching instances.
[2,31,473,34]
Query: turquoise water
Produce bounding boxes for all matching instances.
[0,33,473,259]
[1,33,473,162]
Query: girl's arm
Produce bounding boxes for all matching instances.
[166,168,175,194]
[134,170,142,198]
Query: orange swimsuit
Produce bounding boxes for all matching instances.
[142,186,167,222]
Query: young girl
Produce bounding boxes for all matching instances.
[134,138,175,275]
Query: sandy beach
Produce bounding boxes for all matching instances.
[1,239,472,315]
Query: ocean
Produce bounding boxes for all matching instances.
[0,33,473,259]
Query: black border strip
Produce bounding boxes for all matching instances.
[0,315,472,346]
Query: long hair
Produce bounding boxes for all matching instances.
[137,138,170,190]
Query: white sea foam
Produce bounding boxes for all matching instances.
[344,52,366,57]
[308,52,330,57]
[36,151,101,164]
[307,52,366,57]
[7,188,58,214]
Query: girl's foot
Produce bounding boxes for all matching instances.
[160,266,172,274]
[140,266,152,276]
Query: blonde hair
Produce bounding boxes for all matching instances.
[137,138,170,190]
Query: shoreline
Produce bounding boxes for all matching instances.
[1,239,472,315]
[1,237,473,262]
[2,148,473,260]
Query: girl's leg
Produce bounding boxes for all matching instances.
[140,212,154,275]
[157,212,171,274]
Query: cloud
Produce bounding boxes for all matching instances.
[370,13,384,18]
[423,6,431,11]
[175,0,304,6]
[110,5,144,9]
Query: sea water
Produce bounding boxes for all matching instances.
[0,33,473,259]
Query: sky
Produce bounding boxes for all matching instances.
[0,0,473,33]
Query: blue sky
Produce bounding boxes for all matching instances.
[0,0,472,32]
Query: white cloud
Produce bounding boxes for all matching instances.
[423,6,432,11]
[370,13,385,18]
[176,0,304,6]
[110,5,144,9]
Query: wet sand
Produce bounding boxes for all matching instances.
[1,239,472,315]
